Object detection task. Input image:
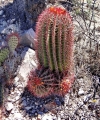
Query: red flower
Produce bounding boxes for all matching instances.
[49,7,66,15]
[54,74,74,96]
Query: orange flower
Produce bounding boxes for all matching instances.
[49,7,66,15]
[60,79,71,95]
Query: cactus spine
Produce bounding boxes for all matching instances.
[36,6,74,74]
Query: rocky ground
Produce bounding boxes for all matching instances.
[0,0,100,120]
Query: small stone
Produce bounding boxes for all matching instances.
[22,100,27,107]
[15,95,20,101]
[84,94,92,103]
[0,10,4,15]
[14,113,22,119]
[2,15,5,17]
[25,106,32,111]
[2,21,7,27]
[78,88,84,95]
[5,102,13,111]
[96,26,100,32]
[14,77,19,82]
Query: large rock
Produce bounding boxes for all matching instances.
[20,28,36,49]
[18,47,38,82]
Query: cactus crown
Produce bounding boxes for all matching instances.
[36,6,74,74]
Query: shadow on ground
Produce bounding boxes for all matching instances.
[20,87,64,118]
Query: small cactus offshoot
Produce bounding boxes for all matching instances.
[0,47,9,66]
[7,33,19,53]
[54,73,74,96]
[27,67,54,98]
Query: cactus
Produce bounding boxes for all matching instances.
[53,73,74,96]
[35,6,74,74]
[0,47,9,66]
[27,67,54,98]
[7,33,19,53]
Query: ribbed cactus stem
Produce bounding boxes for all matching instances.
[36,6,74,74]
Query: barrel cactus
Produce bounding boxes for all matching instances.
[27,67,54,98]
[0,47,9,66]
[35,6,74,74]
[28,6,74,97]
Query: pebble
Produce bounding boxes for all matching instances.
[5,102,14,111]
[14,113,22,119]
[2,21,7,27]
[78,88,84,95]
[15,95,20,101]
[84,94,92,103]
[14,77,19,83]
[0,10,3,15]
[96,26,100,32]
[25,106,32,111]
[22,100,27,107]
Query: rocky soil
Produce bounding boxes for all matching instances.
[0,0,100,120]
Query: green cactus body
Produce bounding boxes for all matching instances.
[36,6,74,73]
[0,47,9,66]
[7,33,19,53]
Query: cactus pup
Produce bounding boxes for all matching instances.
[35,6,74,75]
[27,67,54,98]
[53,73,74,96]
